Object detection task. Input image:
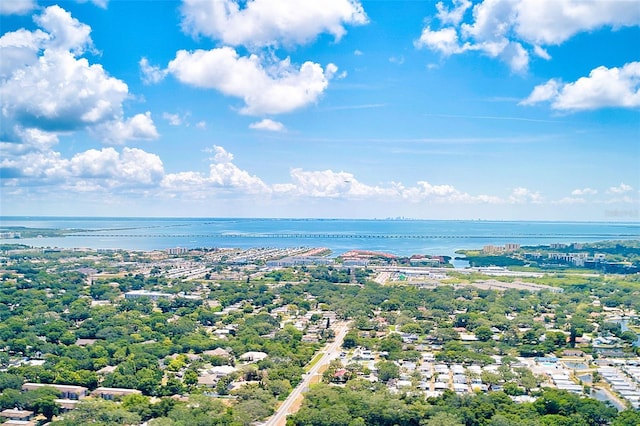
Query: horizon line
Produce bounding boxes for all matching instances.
[1,215,639,224]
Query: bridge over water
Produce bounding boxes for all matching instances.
[69,232,634,239]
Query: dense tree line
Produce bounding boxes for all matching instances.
[289,383,638,426]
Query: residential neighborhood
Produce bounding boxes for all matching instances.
[0,241,638,425]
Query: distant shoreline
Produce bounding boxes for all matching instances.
[2,215,640,224]
[1,218,637,256]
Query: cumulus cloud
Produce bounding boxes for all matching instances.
[415,27,466,55]
[436,0,472,25]
[139,57,168,84]
[162,145,269,194]
[571,187,597,196]
[1,146,164,188]
[556,197,585,205]
[93,112,159,144]
[0,0,36,15]
[416,0,640,72]
[0,6,159,144]
[0,150,68,180]
[0,4,94,79]
[249,118,285,132]
[509,187,543,204]
[2,50,128,133]
[69,147,164,185]
[520,79,560,104]
[77,0,109,9]
[0,29,49,78]
[168,0,364,117]
[607,183,633,194]
[180,0,367,48]
[167,47,337,115]
[207,145,234,163]
[270,169,505,204]
[2,139,581,209]
[163,113,183,126]
[273,168,393,198]
[397,180,502,204]
[208,161,269,193]
[34,5,94,54]
[513,0,640,45]
[12,127,60,149]
[521,62,640,111]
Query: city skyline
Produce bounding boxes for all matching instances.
[1,0,639,221]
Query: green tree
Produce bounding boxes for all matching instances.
[52,399,141,425]
[183,369,199,387]
[612,409,640,426]
[122,393,153,420]
[376,361,399,383]
[424,412,464,426]
[342,330,359,349]
[475,326,494,342]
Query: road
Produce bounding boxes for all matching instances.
[263,321,351,426]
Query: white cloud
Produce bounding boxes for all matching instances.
[1,49,128,132]
[3,139,576,210]
[77,0,109,9]
[160,171,208,196]
[180,0,367,48]
[0,0,36,15]
[519,79,561,105]
[533,45,551,60]
[415,27,466,55]
[93,112,159,144]
[163,112,183,126]
[571,187,597,196]
[607,183,633,194]
[354,49,363,56]
[167,47,337,115]
[139,57,168,84]
[509,187,542,204]
[412,181,458,197]
[0,146,164,188]
[397,180,503,204]
[34,5,94,54]
[556,197,585,205]
[417,0,640,72]
[249,118,285,132]
[271,170,505,204]
[0,28,49,78]
[502,41,529,73]
[521,62,640,110]
[13,127,60,149]
[274,168,393,198]
[436,0,472,25]
[207,145,234,163]
[208,161,269,193]
[162,145,270,194]
[195,121,206,129]
[0,6,159,145]
[514,0,640,45]
[0,149,68,180]
[70,147,164,185]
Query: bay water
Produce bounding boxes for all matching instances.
[1,217,638,258]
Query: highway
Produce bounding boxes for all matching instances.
[263,321,351,426]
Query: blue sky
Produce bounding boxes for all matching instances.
[1,0,639,220]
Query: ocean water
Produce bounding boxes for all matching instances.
[0,217,638,257]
